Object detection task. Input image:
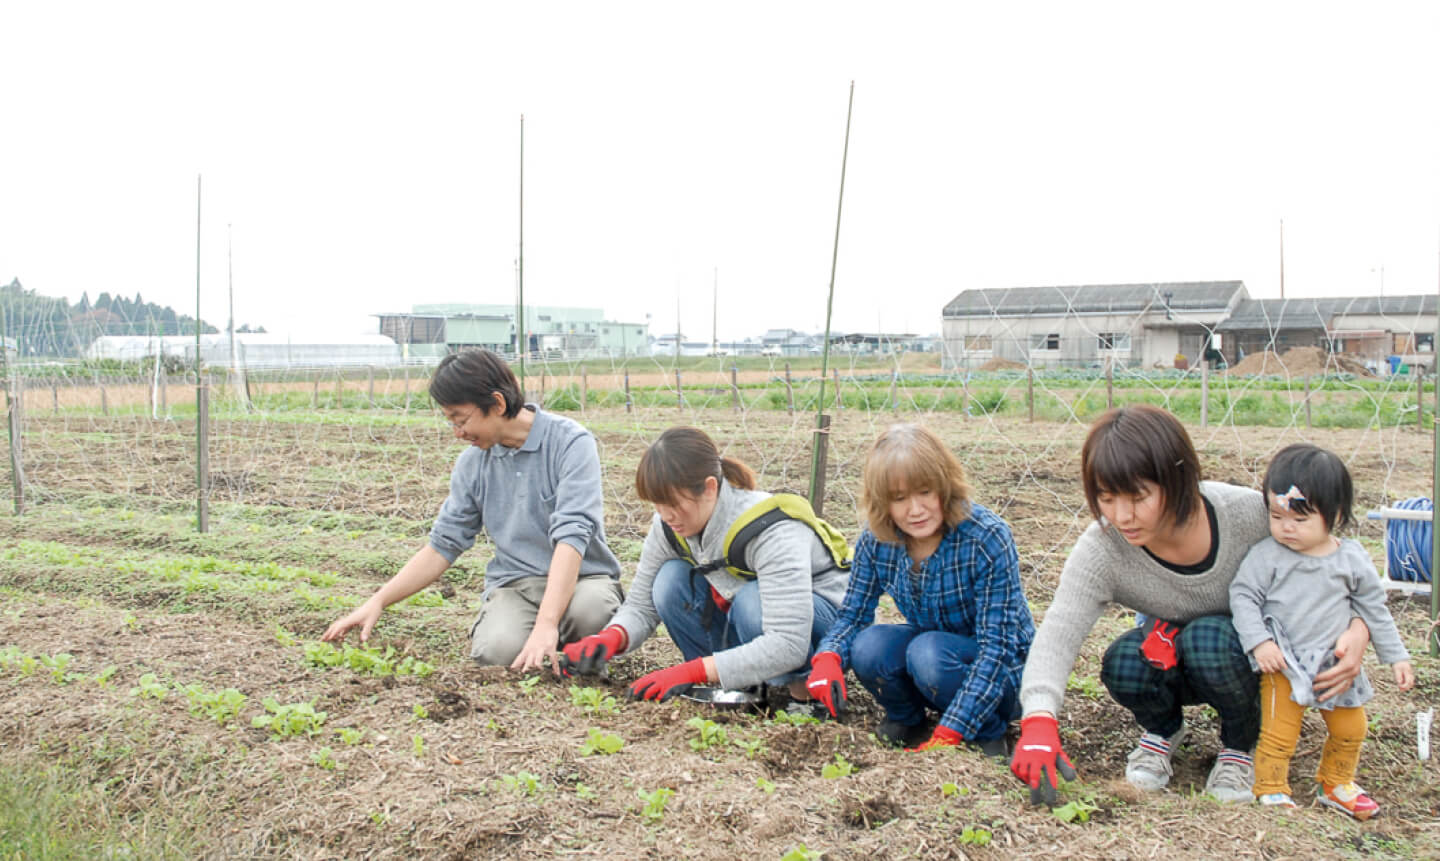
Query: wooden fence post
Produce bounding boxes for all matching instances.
[890,369,899,413]
[7,377,25,515]
[196,385,209,533]
[1106,358,1114,410]
[1304,375,1312,429]
[1200,359,1209,428]
[832,369,842,410]
[810,414,832,516]
[51,381,58,414]
[676,371,683,408]
[100,384,108,416]
[624,372,632,413]
[581,367,588,411]
[785,363,795,414]
[1026,368,1034,422]
[312,375,320,409]
[731,366,740,411]
[367,366,375,408]
[1419,371,1426,433]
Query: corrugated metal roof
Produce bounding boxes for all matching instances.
[943,281,1246,317]
[1216,295,1436,332]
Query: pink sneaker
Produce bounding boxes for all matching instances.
[1318,782,1380,820]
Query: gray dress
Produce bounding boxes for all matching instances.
[1229,537,1410,710]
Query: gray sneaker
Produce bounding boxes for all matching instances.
[1125,726,1187,791]
[1204,751,1255,804]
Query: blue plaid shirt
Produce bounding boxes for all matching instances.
[817,503,1035,738]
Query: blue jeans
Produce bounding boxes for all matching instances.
[849,623,1020,741]
[650,558,839,685]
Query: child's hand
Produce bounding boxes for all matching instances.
[1252,640,1287,674]
[1394,661,1415,691]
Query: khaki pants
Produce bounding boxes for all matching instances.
[468,574,623,667]
[1253,671,1367,797]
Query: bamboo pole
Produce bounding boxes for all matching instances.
[809,82,854,505]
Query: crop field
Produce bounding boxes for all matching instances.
[0,403,1437,859]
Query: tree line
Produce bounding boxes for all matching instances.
[1,278,228,358]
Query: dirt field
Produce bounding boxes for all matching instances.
[0,409,1436,858]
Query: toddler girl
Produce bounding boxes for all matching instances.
[1230,444,1414,819]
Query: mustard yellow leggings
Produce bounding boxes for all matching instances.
[1253,671,1367,797]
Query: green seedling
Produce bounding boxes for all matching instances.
[301,641,434,679]
[312,747,338,770]
[516,676,542,694]
[41,653,75,684]
[755,777,776,794]
[0,646,22,670]
[412,734,426,758]
[637,786,674,824]
[958,827,992,846]
[1052,797,1100,824]
[404,590,445,607]
[129,673,169,700]
[336,727,364,745]
[769,709,820,727]
[1066,672,1105,700]
[274,626,299,647]
[412,703,429,721]
[686,716,728,751]
[941,782,959,797]
[575,783,598,801]
[121,613,141,632]
[251,698,327,738]
[821,753,855,780]
[183,684,248,726]
[568,684,619,716]
[578,728,624,757]
[500,771,543,796]
[732,735,766,759]
[92,665,118,687]
[781,845,822,861]
[16,654,39,677]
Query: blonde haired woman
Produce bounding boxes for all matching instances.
[805,424,1033,755]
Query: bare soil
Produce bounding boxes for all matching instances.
[0,411,1436,859]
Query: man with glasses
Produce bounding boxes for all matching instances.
[323,349,623,674]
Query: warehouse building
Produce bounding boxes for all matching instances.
[376,304,650,360]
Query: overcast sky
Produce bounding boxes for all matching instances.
[3,2,1438,342]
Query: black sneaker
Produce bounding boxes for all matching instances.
[875,719,931,748]
[966,735,1010,761]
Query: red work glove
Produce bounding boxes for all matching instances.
[1010,714,1078,807]
[628,658,707,702]
[1139,619,1182,671]
[907,725,963,752]
[560,625,627,677]
[805,651,847,718]
[709,585,732,613]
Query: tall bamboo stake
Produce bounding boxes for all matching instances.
[517,115,526,393]
[808,81,855,512]
[195,175,208,533]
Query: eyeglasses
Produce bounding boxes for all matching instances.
[446,410,476,430]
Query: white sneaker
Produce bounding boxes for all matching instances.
[1205,749,1255,804]
[1125,726,1187,791]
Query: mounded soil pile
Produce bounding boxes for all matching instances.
[1225,345,1374,378]
[978,356,1026,371]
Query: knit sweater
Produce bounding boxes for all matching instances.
[1020,481,1268,718]
[607,479,851,689]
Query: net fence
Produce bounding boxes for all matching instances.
[0,286,1433,594]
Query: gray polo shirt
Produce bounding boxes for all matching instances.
[428,405,621,595]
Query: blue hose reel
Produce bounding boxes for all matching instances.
[1384,497,1433,584]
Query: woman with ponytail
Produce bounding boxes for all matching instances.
[562,427,850,704]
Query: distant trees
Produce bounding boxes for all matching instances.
[0,278,225,357]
